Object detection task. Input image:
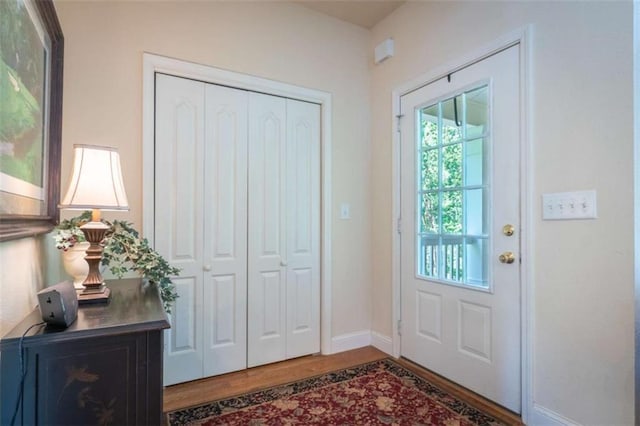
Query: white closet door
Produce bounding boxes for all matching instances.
[285,99,321,358]
[247,93,287,368]
[156,76,321,380]
[156,74,205,385]
[202,84,249,376]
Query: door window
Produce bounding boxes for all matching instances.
[416,85,490,289]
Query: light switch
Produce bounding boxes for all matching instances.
[542,190,597,220]
[340,203,351,219]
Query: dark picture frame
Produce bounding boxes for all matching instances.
[0,0,64,241]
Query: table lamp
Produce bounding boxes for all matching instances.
[59,144,129,303]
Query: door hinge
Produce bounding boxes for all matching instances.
[397,320,402,336]
[396,218,402,234]
[396,114,404,133]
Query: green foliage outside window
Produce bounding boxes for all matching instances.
[420,117,463,236]
[417,88,488,286]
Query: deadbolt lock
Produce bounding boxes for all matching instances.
[502,224,515,237]
[499,251,515,264]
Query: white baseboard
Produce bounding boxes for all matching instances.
[371,331,393,355]
[528,403,580,426]
[330,330,394,356]
[330,330,371,353]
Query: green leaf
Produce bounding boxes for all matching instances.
[55,212,180,314]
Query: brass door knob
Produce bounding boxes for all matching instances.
[502,224,515,237]
[499,252,515,264]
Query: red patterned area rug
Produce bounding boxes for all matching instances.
[166,359,506,425]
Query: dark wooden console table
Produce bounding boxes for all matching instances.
[0,278,170,425]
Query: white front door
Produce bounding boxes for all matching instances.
[400,45,521,412]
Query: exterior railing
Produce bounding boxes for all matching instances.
[419,235,462,282]
[419,235,488,283]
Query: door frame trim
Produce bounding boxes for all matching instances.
[390,27,532,421]
[141,53,333,355]
[634,3,640,421]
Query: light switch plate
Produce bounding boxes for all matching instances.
[542,190,597,220]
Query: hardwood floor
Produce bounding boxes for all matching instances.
[163,346,522,425]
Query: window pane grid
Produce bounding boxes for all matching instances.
[419,186,487,195]
[415,85,490,288]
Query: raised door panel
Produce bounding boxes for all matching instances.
[203,84,248,376]
[155,74,205,386]
[164,277,200,385]
[155,75,203,270]
[167,278,198,355]
[247,92,287,368]
[285,99,320,358]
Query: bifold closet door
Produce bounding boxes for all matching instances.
[247,93,287,367]
[156,74,249,385]
[247,94,321,368]
[157,74,320,383]
[202,84,249,378]
[156,74,206,386]
[284,98,320,359]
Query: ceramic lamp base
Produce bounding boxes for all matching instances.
[62,241,90,290]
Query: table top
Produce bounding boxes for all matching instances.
[1,278,170,348]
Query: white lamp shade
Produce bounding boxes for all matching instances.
[59,144,129,210]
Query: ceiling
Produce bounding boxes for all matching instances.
[295,1,405,29]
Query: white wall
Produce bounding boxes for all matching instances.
[3,1,633,423]
[53,1,373,339]
[0,235,64,335]
[370,2,633,424]
[0,239,42,335]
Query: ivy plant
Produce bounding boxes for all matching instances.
[54,211,179,313]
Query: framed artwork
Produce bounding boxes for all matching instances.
[0,0,64,241]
